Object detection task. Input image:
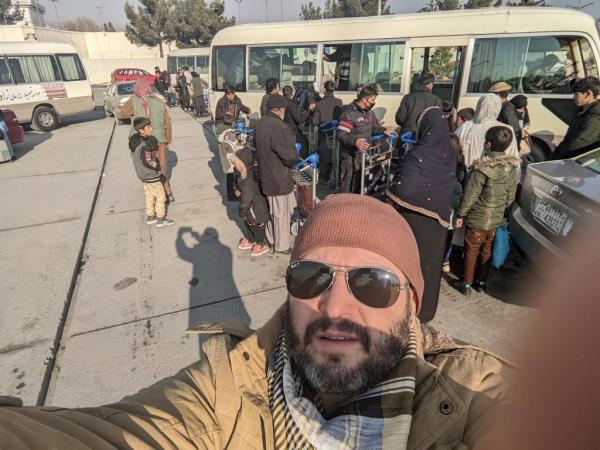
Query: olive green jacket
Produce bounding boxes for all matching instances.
[0,309,513,449]
[457,153,520,231]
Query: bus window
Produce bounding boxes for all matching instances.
[56,54,86,81]
[0,58,13,84]
[196,56,209,74]
[281,46,317,89]
[411,46,461,104]
[213,46,246,91]
[578,38,598,78]
[359,42,405,93]
[468,36,598,95]
[249,47,281,90]
[179,57,195,70]
[167,56,177,74]
[8,55,61,84]
[322,44,361,91]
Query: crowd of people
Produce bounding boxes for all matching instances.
[210,72,600,325]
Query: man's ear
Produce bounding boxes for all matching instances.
[484,141,491,151]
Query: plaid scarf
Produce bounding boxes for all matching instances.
[268,329,417,450]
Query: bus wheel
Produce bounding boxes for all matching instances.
[524,139,550,164]
[33,106,59,131]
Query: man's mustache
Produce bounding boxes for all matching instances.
[304,317,371,352]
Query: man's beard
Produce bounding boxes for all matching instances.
[284,302,412,397]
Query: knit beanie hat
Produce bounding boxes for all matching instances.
[290,194,424,312]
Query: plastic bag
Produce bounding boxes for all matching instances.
[492,223,510,269]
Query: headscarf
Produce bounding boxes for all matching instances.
[134,78,156,118]
[387,106,457,228]
[458,93,519,168]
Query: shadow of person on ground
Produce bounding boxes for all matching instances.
[10,131,53,161]
[176,226,251,356]
[201,122,246,235]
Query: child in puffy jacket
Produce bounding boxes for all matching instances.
[454,126,519,295]
[230,146,270,256]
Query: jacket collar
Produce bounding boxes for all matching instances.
[228,309,465,447]
[580,99,600,115]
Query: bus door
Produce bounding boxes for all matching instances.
[409,45,466,108]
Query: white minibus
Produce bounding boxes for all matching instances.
[209,7,600,161]
[0,42,94,131]
[167,47,210,84]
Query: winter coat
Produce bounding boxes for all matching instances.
[255,111,300,196]
[498,101,520,135]
[215,95,251,126]
[395,85,443,135]
[129,134,161,183]
[553,100,600,160]
[457,152,519,231]
[387,107,457,228]
[312,94,343,126]
[337,100,387,157]
[283,97,311,136]
[260,93,271,117]
[230,147,270,225]
[0,307,513,449]
[119,96,172,144]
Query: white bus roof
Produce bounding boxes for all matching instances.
[0,41,79,54]
[211,7,598,46]
[168,47,210,57]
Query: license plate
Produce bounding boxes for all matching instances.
[533,199,567,234]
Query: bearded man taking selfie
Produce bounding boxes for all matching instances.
[0,195,511,449]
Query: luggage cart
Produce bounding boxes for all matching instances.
[232,119,255,147]
[291,148,320,236]
[358,134,396,197]
[319,120,339,190]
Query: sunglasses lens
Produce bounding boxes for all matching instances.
[286,261,334,299]
[347,268,401,308]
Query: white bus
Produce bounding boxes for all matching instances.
[167,47,210,84]
[209,7,600,161]
[0,42,94,131]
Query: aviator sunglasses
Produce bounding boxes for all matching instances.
[285,260,411,309]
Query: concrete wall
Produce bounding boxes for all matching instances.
[81,57,168,85]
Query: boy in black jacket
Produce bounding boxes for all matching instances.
[129,118,174,227]
[230,147,270,256]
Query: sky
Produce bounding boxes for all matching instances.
[37,0,600,28]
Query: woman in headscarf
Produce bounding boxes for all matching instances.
[387,106,457,323]
[458,93,519,169]
[120,78,174,202]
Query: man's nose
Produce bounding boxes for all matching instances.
[317,272,357,319]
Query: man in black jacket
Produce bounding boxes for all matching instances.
[214,86,251,129]
[489,81,521,139]
[395,72,443,135]
[282,85,316,158]
[260,78,280,117]
[337,84,396,193]
[255,94,301,253]
[553,76,600,160]
[313,80,343,181]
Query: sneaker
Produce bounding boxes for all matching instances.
[442,262,451,273]
[156,218,175,228]
[453,280,472,296]
[238,238,254,250]
[473,281,487,293]
[146,215,157,224]
[251,244,270,257]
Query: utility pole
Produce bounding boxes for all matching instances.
[378,0,382,15]
[234,0,242,23]
[265,0,268,22]
[280,0,283,21]
[96,5,104,29]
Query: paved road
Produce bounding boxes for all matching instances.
[1,108,536,408]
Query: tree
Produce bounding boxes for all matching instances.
[300,0,392,19]
[419,0,461,12]
[464,0,503,8]
[170,0,234,47]
[506,0,548,6]
[62,16,102,32]
[103,21,117,32]
[124,0,173,58]
[300,1,323,20]
[0,0,24,24]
